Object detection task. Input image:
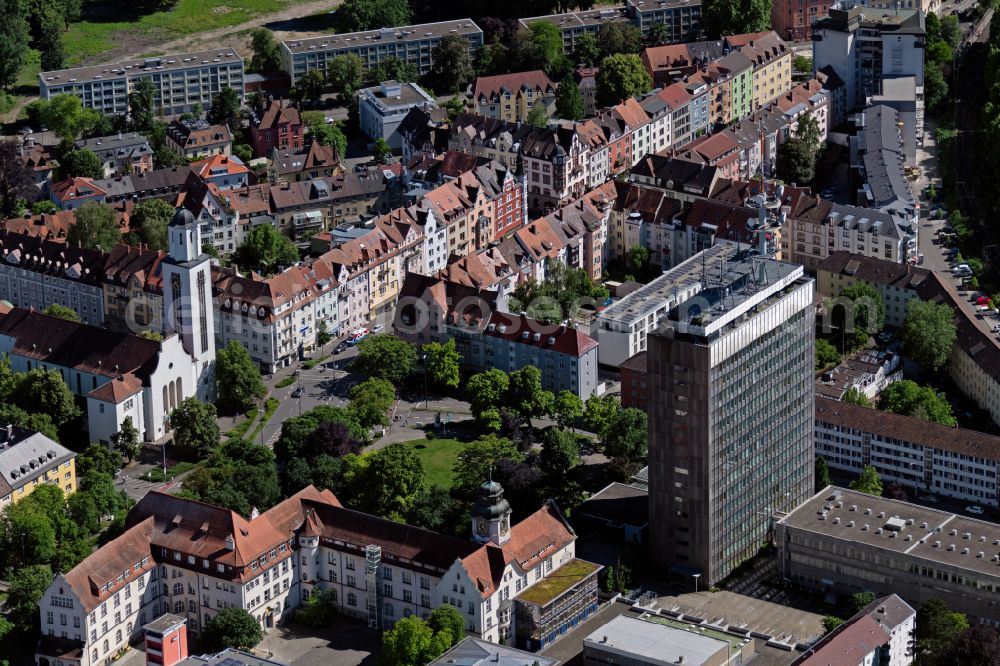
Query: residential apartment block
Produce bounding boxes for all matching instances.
[359,80,437,149]
[0,425,77,508]
[771,0,832,40]
[625,0,702,40]
[74,133,153,178]
[776,487,1000,623]
[647,245,815,585]
[792,595,914,666]
[850,105,918,226]
[816,399,1000,508]
[250,101,303,159]
[812,7,925,112]
[519,7,635,52]
[165,120,233,160]
[280,20,484,86]
[472,71,557,124]
[39,49,245,116]
[815,251,930,327]
[37,478,598,664]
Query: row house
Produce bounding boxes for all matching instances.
[327,165,404,225]
[521,125,589,213]
[269,142,342,186]
[50,177,108,210]
[422,173,493,259]
[192,154,251,191]
[536,182,616,281]
[436,246,517,308]
[96,166,193,205]
[268,179,336,241]
[102,244,166,334]
[574,120,610,188]
[397,106,450,164]
[596,98,649,174]
[214,262,340,372]
[448,113,528,173]
[701,50,754,126]
[471,71,558,124]
[774,78,831,140]
[3,206,130,243]
[726,31,792,111]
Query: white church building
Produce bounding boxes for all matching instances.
[0,208,216,444]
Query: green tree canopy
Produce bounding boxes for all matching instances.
[37,3,64,72]
[815,457,831,492]
[348,377,396,430]
[0,0,30,91]
[111,415,142,462]
[355,443,425,521]
[878,380,956,426]
[215,340,266,413]
[466,368,510,432]
[0,140,36,218]
[294,69,327,107]
[42,303,80,321]
[596,54,652,108]
[248,28,281,73]
[915,598,969,662]
[61,148,104,180]
[526,102,549,128]
[572,33,601,67]
[6,565,52,632]
[540,427,579,478]
[326,54,365,102]
[367,56,418,85]
[67,202,121,251]
[815,337,840,371]
[842,387,873,407]
[776,111,823,185]
[849,464,883,496]
[506,366,554,427]
[555,77,585,121]
[902,299,957,372]
[208,86,241,129]
[127,198,174,250]
[551,390,584,430]
[584,394,621,441]
[36,94,100,141]
[233,224,299,274]
[128,77,157,133]
[453,434,520,499]
[200,608,262,652]
[603,407,647,478]
[427,604,465,647]
[354,334,417,385]
[509,23,568,79]
[423,339,460,389]
[598,23,644,58]
[702,0,771,38]
[12,367,80,426]
[378,616,451,666]
[830,282,884,351]
[336,0,411,32]
[170,397,220,458]
[307,120,348,159]
[183,438,281,516]
[429,35,476,93]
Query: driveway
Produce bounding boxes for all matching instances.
[262,620,378,666]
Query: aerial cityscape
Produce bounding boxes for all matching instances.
[0,0,996,663]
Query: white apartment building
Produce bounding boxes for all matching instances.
[39,49,245,116]
[38,481,598,665]
[358,81,437,150]
[816,399,1000,507]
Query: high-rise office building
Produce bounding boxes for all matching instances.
[647,234,815,585]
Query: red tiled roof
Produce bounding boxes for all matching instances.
[87,373,144,403]
[482,311,598,358]
[193,154,250,178]
[50,177,107,202]
[795,615,890,666]
[257,100,302,131]
[473,70,556,101]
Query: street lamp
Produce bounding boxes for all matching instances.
[422,353,428,411]
[692,573,701,594]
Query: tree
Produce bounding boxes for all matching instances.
[815,338,840,371]
[475,40,508,77]
[603,407,647,477]
[879,380,956,426]
[42,303,80,321]
[326,54,365,102]
[831,283,884,351]
[208,86,241,129]
[509,23,567,79]
[248,28,281,73]
[555,77,584,121]
[128,198,174,250]
[444,94,466,120]
[38,94,100,141]
[584,394,621,441]
[348,377,396,429]
[915,598,969,663]
[354,335,417,385]
[61,148,105,179]
[902,300,957,372]
[645,21,671,47]
[215,340,266,413]
[373,137,392,163]
[0,140,35,218]
[823,616,845,633]
[110,415,141,462]
[429,35,476,93]
[170,397,220,458]
[924,62,948,111]
[36,4,64,72]
[776,111,823,185]
[850,591,876,614]
[1,505,56,568]
[336,0,411,32]
[201,608,262,652]
[598,23,644,58]
[540,427,579,477]
[67,202,121,251]
[551,390,584,430]
[233,224,298,274]
[427,605,465,647]
[307,121,348,159]
[128,77,157,133]
[934,625,1000,666]
[294,69,327,107]
[77,443,122,479]
[849,464,883,496]
[842,387,873,407]
[525,101,548,128]
[356,443,425,521]
[185,438,281,515]
[378,616,450,666]
[702,0,771,38]
[423,339,460,389]
[0,404,58,441]
[6,565,51,632]
[367,56,418,85]
[506,366,554,427]
[0,0,29,88]
[815,457,831,492]
[13,367,80,426]
[467,369,510,431]
[32,199,57,214]
[138,330,164,341]
[572,33,601,67]
[596,54,651,108]
[453,434,520,499]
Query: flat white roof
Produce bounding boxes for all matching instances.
[584,615,729,666]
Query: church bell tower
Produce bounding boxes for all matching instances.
[471,477,512,546]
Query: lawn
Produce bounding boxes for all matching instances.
[400,437,467,489]
[61,0,316,66]
[141,461,198,482]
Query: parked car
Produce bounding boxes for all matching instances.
[347,327,369,345]
[371,324,384,334]
[291,387,304,398]
[918,495,938,504]
[877,331,894,344]
[966,505,985,515]
[334,341,349,354]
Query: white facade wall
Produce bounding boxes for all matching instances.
[0,265,105,326]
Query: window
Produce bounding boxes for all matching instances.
[347,593,357,607]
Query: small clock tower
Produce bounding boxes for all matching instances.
[471,477,512,546]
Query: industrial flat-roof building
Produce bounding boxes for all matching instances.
[39,49,245,116]
[583,613,753,666]
[776,486,1000,623]
[280,20,483,85]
